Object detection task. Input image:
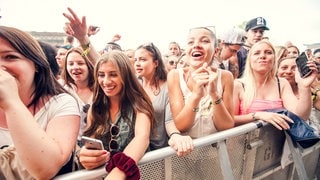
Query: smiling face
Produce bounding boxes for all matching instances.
[97,61,123,98]
[0,37,36,98]
[66,51,90,84]
[277,57,297,85]
[185,27,216,68]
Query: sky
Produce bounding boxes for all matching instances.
[0,0,319,54]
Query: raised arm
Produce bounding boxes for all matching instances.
[63,7,100,64]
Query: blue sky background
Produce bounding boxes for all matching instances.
[1,0,319,53]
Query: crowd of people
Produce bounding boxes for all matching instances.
[0,6,319,180]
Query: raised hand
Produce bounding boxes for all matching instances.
[63,7,88,41]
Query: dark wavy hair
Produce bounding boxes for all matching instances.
[136,42,167,90]
[0,26,68,110]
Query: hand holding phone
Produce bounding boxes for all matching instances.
[81,136,104,150]
[296,52,312,78]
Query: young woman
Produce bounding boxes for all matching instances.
[135,42,193,156]
[77,51,155,179]
[166,26,234,179]
[0,26,80,179]
[233,40,317,130]
[167,27,234,139]
[62,47,95,145]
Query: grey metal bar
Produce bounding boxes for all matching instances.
[217,140,235,180]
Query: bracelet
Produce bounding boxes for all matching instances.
[251,112,257,121]
[81,42,91,57]
[81,47,91,57]
[314,88,320,95]
[192,106,199,112]
[214,97,223,105]
[81,42,90,50]
[312,88,320,101]
[169,132,181,138]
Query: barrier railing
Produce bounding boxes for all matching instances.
[54,120,320,180]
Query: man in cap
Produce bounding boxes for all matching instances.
[213,26,244,78]
[237,17,270,78]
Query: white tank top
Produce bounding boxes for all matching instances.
[178,68,223,138]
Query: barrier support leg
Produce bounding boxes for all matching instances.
[285,132,308,180]
[217,140,235,180]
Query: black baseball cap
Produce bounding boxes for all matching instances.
[245,17,270,32]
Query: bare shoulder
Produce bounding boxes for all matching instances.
[233,79,244,89]
[167,68,180,79]
[278,77,290,86]
[167,68,184,86]
[220,69,234,82]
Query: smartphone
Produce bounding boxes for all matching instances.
[296,52,312,78]
[81,136,104,150]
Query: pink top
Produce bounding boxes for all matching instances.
[239,99,283,115]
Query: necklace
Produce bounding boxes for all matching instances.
[151,85,160,96]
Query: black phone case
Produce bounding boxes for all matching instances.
[296,52,312,78]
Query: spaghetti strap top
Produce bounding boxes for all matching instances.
[239,76,283,115]
[178,68,222,138]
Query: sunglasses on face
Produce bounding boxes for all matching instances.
[109,124,120,153]
[169,61,176,65]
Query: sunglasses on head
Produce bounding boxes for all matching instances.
[142,42,160,60]
[109,124,120,153]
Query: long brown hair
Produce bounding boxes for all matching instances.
[84,50,155,137]
[62,47,95,91]
[0,26,67,109]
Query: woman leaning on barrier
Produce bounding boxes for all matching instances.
[167,26,234,139]
[233,40,317,130]
[0,25,80,179]
[76,51,156,180]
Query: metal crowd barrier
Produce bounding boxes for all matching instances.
[54,120,320,180]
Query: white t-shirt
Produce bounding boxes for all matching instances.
[0,93,80,147]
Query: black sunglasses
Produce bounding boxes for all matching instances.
[169,61,176,65]
[109,124,120,153]
[82,104,90,113]
[142,42,160,60]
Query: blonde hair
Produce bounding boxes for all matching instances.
[239,40,277,109]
